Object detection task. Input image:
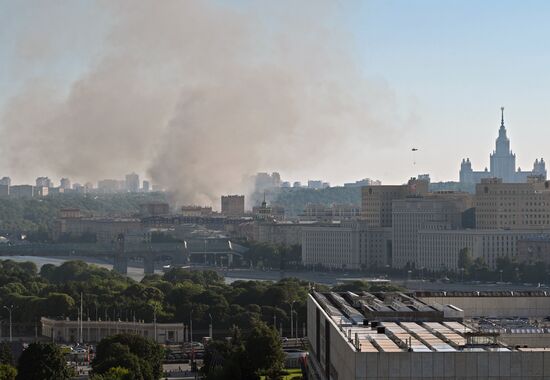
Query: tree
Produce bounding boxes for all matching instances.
[457,247,474,274]
[244,320,285,379]
[90,367,131,380]
[0,365,16,380]
[0,343,13,366]
[16,342,71,380]
[92,334,164,380]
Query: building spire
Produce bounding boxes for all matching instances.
[501,106,505,127]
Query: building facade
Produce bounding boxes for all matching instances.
[361,178,429,227]
[41,317,186,344]
[475,177,550,229]
[301,221,368,269]
[392,194,471,268]
[459,108,546,189]
[221,195,245,217]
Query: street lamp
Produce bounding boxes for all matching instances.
[499,269,503,283]
[3,305,14,342]
[189,309,193,344]
[289,302,295,339]
[153,309,157,343]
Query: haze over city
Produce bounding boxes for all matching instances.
[1,0,550,204]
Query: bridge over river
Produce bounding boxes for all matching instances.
[0,240,187,275]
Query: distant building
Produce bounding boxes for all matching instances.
[392,193,472,268]
[0,177,11,186]
[36,177,52,188]
[281,181,291,188]
[142,180,150,192]
[42,317,185,344]
[459,108,546,189]
[221,195,245,217]
[139,202,170,217]
[418,228,550,271]
[60,178,71,190]
[344,178,382,187]
[475,177,550,229]
[97,179,122,193]
[302,220,368,269]
[72,183,85,193]
[252,198,285,220]
[301,203,360,222]
[307,180,323,189]
[361,177,429,227]
[9,185,35,198]
[0,185,8,197]
[253,220,309,246]
[180,205,213,217]
[293,181,302,188]
[253,172,282,193]
[125,172,140,193]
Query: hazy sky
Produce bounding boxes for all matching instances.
[1,0,549,192]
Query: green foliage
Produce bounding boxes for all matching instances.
[331,280,404,293]
[0,364,16,380]
[203,321,285,380]
[90,367,131,380]
[0,343,13,366]
[92,334,164,380]
[0,192,167,234]
[457,247,474,274]
[16,342,71,380]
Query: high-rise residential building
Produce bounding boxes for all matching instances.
[142,180,150,192]
[125,173,140,193]
[36,177,52,188]
[221,195,245,216]
[10,185,35,198]
[459,108,546,188]
[60,178,71,190]
[475,177,550,229]
[0,177,11,186]
[361,178,429,227]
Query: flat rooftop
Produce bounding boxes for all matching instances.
[311,291,519,353]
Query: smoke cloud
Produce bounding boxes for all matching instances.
[0,1,407,207]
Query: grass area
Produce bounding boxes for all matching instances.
[261,368,302,380]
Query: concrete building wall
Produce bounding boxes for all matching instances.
[307,294,550,380]
[221,195,245,216]
[475,178,550,229]
[392,196,468,269]
[418,295,550,318]
[418,229,550,271]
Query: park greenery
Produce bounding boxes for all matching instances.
[91,334,164,380]
[0,259,317,337]
[0,192,167,237]
[203,321,285,380]
[16,342,72,380]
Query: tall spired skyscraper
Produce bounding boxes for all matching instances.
[460,107,546,187]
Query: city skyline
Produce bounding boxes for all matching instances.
[1,1,549,202]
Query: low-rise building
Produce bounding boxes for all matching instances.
[308,290,550,380]
[41,317,186,343]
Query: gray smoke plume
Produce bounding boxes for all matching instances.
[0,1,406,207]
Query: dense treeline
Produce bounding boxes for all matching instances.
[0,192,167,235]
[0,260,315,335]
